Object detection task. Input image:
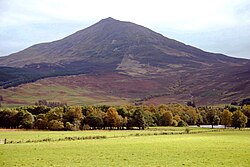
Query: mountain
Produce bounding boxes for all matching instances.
[0,17,250,106]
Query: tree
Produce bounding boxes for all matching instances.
[152,111,161,126]
[21,112,34,129]
[63,106,83,130]
[187,101,195,107]
[160,111,173,126]
[15,110,26,127]
[0,108,17,128]
[116,115,124,129]
[221,109,232,128]
[122,116,128,129]
[27,105,50,115]
[180,113,191,125]
[65,120,81,131]
[34,114,48,129]
[131,109,146,130]
[143,110,155,126]
[174,115,181,122]
[206,108,220,128]
[35,99,67,107]
[187,96,196,107]
[198,109,208,124]
[48,120,64,130]
[35,99,48,106]
[64,106,83,123]
[85,110,104,129]
[242,105,250,127]
[117,107,128,118]
[46,107,64,121]
[240,98,250,106]
[105,107,119,129]
[232,110,248,129]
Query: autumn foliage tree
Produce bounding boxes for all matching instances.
[64,106,83,130]
[105,107,120,129]
[242,105,250,127]
[221,109,232,128]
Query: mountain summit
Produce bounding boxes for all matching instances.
[0,18,249,105]
[0,17,244,68]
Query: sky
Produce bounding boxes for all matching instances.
[0,0,250,59]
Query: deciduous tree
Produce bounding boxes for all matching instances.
[221,109,232,128]
[206,108,220,128]
[34,114,48,129]
[21,112,34,129]
[85,109,104,129]
[160,111,173,126]
[132,109,146,130]
[242,105,250,127]
[48,120,64,130]
[64,106,83,123]
[232,110,248,129]
[105,107,119,129]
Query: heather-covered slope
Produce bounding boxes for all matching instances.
[0,17,249,105]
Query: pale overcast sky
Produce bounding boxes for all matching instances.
[0,0,250,59]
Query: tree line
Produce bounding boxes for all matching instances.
[0,102,249,130]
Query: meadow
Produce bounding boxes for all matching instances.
[0,128,250,167]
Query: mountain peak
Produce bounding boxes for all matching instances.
[99,17,119,23]
[102,17,116,21]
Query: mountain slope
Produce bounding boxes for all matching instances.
[0,17,246,68]
[0,17,249,105]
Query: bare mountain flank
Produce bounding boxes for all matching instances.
[0,17,249,105]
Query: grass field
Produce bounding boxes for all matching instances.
[0,128,250,167]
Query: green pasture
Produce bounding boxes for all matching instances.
[0,127,213,142]
[0,128,249,167]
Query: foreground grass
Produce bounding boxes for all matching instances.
[0,129,250,166]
